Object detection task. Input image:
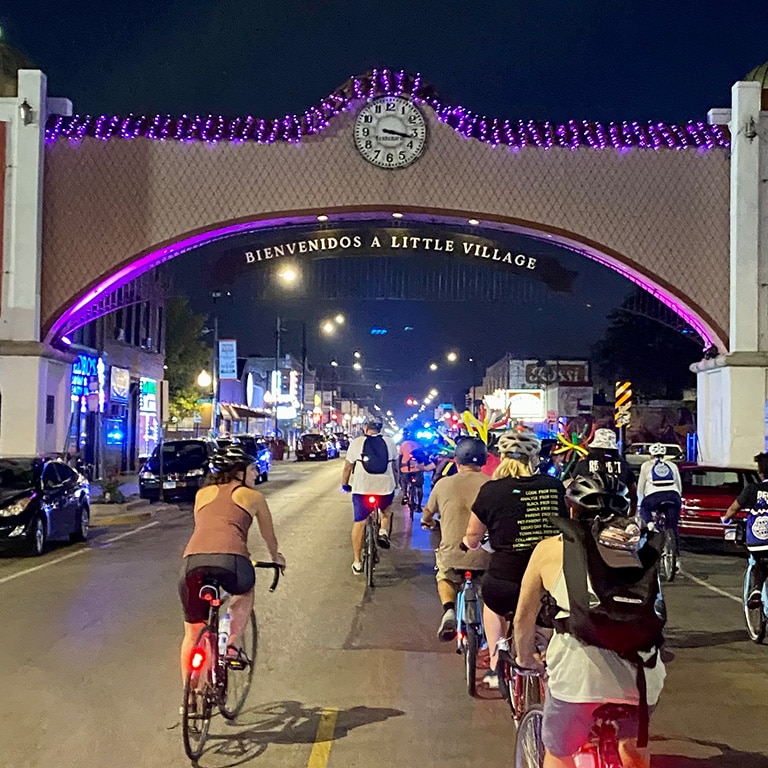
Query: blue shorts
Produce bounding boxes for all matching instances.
[542,696,655,757]
[352,493,394,522]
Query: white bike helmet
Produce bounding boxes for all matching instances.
[497,430,541,461]
[649,443,667,457]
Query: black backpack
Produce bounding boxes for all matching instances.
[552,516,665,747]
[360,435,390,475]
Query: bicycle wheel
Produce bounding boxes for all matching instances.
[182,627,215,761]
[660,528,677,582]
[743,562,767,644]
[364,521,376,588]
[465,624,479,697]
[515,705,545,768]
[220,611,258,719]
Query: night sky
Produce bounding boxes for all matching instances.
[6,2,765,418]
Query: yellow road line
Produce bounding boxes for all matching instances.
[307,707,339,768]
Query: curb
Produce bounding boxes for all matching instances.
[91,502,180,527]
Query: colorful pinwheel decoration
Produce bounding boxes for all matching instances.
[460,405,510,444]
[553,420,595,478]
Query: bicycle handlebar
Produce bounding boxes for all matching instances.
[252,561,284,592]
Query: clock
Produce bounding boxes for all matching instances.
[353,95,428,169]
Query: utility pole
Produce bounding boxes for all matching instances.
[211,291,222,438]
[273,316,281,438]
[300,322,307,431]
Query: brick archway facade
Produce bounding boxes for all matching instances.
[40,70,731,349]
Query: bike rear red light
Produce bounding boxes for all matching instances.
[190,649,206,670]
[368,495,377,505]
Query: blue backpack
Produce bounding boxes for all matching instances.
[650,459,675,486]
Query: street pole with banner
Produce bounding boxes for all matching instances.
[614,380,632,453]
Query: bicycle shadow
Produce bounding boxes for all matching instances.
[651,735,767,767]
[663,628,749,649]
[196,699,405,766]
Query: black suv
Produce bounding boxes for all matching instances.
[139,439,216,502]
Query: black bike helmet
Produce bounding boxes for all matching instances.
[566,472,630,519]
[209,444,256,474]
[454,437,488,467]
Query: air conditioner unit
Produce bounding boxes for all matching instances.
[114,327,126,342]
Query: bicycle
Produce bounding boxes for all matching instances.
[403,471,423,521]
[724,523,768,643]
[182,561,282,761]
[516,702,641,768]
[452,567,486,697]
[496,627,547,730]
[362,495,389,588]
[646,499,680,582]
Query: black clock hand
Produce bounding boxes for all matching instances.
[381,128,411,138]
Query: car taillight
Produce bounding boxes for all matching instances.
[190,649,206,670]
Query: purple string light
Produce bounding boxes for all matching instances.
[44,67,731,151]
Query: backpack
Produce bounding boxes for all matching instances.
[650,458,675,486]
[360,435,390,475]
[552,516,665,748]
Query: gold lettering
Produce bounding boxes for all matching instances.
[274,245,285,258]
[308,240,319,252]
[445,240,455,252]
[245,251,256,263]
[527,256,537,270]
[353,235,362,247]
[463,242,474,255]
[371,236,382,248]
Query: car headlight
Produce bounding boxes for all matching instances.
[0,497,33,517]
[186,468,205,477]
[140,472,158,480]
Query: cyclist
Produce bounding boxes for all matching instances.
[342,417,399,573]
[514,473,666,768]
[462,430,566,687]
[421,437,490,640]
[399,435,436,510]
[722,451,768,609]
[178,445,285,688]
[571,428,637,513]
[637,442,682,556]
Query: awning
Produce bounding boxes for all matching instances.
[221,403,271,420]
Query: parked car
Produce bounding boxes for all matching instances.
[0,456,90,556]
[296,434,331,461]
[139,439,217,502]
[625,442,684,468]
[216,435,271,482]
[337,434,351,451]
[679,463,759,538]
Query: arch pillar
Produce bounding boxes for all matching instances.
[0,70,72,455]
[694,80,768,466]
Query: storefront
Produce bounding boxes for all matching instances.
[68,353,106,476]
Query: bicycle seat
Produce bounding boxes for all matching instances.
[591,703,636,725]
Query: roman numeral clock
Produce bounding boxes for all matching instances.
[353,95,428,169]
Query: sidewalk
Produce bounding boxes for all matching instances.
[88,474,180,526]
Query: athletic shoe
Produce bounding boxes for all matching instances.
[483,670,499,689]
[747,589,763,610]
[377,531,391,549]
[352,562,363,575]
[437,608,457,641]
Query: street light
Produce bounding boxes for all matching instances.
[429,388,439,397]
[330,359,339,367]
[277,265,299,284]
[334,314,345,325]
[375,383,382,390]
[446,351,459,363]
[353,351,362,359]
[353,361,362,371]
[321,321,336,335]
[429,362,438,371]
[197,369,212,388]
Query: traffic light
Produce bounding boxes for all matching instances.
[405,397,417,406]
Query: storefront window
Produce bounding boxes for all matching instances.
[138,377,160,458]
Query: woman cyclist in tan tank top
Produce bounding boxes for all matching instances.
[178,445,285,686]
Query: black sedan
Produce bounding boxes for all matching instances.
[0,457,90,556]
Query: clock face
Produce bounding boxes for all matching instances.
[353,96,428,169]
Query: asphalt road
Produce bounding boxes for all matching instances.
[0,461,765,767]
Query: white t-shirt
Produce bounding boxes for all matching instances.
[345,434,398,495]
[637,458,682,502]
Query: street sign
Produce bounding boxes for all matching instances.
[614,381,632,427]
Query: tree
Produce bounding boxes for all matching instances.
[591,308,702,400]
[164,296,211,422]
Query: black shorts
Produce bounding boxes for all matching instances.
[179,553,255,623]
[481,574,522,618]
